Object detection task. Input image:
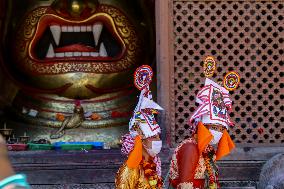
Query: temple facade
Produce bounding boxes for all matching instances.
[0,0,283,188]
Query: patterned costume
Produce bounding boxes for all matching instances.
[115,65,163,189]
[169,57,239,189]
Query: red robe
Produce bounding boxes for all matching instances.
[169,122,235,189]
[169,138,206,189]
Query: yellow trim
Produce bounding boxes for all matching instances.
[223,71,240,91]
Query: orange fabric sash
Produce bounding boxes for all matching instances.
[197,122,213,154]
[197,122,235,160]
[216,130,235,160]
[126,135,142,168]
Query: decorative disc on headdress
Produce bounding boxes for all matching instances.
[203,56,216,77]
[134,65,153,90]
[223,71,240,91]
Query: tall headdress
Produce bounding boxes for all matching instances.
[190,56,240,160]
[124,65,164,169]
[129,65,164,138]
[190,56,240,129]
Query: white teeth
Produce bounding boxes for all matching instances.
[65,52,73,57]
[73,52,82,57]
[47,24,109,58]
[99,43,107,57]
[67,26,73,32]
[74,26,80,32]
[57,25,101,33]
[53,52,102,58]
[82,52,90,56]
[46,44,55,58]
[91,52,99,57]
[87,26,92,31]
[93,23,103,46]
[50,25,61,45]
[55,53,64,57]
[62,26,67,32]
[81,26,86,32]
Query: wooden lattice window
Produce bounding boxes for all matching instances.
[173,1,283,144]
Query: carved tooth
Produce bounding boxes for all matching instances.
[74,26,80,32]
[82,52,90,56]
[99,43,107,57]
[65,52,73,57]
[73,52,82,57]
[91,52,99,57]
[50,25,61,45]
[93,23,103,46]
[55,53,64,57]
[67,26,73,32]
[46,44,55,58]
[87,26,92,31]
[62,26,67,32]
[81,26,86,32]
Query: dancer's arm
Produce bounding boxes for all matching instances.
[0,135,15,181]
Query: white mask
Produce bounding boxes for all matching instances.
[144,140,162,157]
[209,129,223,145]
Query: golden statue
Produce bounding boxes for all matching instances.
[50,101,85,139]
[0,0,155,145]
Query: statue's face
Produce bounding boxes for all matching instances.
[3,0,153,98]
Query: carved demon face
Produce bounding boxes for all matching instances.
[3,0,154,99]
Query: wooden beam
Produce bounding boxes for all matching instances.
[155,0,175,147]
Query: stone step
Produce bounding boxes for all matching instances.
[9,147,284,188]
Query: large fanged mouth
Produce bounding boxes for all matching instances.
[31,15,124,62]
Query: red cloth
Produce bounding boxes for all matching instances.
[169,138,206,189]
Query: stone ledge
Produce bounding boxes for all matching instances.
[8,146,284,188]
[220,181,258,189]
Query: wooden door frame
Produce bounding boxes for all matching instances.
[155,0,175,147]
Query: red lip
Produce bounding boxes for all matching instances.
[54,44,97,53]
[29,13,126,63]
